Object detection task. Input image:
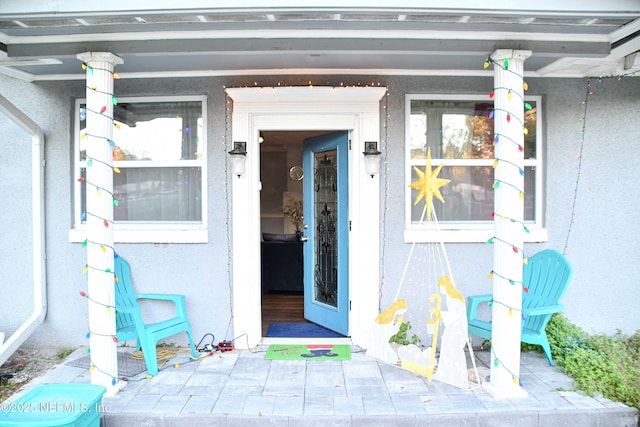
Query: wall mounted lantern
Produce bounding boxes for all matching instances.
[229,141,247,177]
[363,141,381,178]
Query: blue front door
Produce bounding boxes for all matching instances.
[302,131,349,336]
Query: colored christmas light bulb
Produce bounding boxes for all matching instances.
[483,60,490,69]
[523,287,529,293]
[114,167,120,173]
[488,271,494,279]
[523,82,529,91]
[524,102,532,110]
[80,291,87,297]
[507,90,513,100]
[523,127,529,135]
[503,59,509,69]
[506,114,511,122]
[103,220,109,227]
[100,105,107,114]
[82,240,87,247]
[494,359,499,367]
[114,73,120,79]
[113,199,119,207]
[489,91,495,98]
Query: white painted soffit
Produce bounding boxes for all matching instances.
[1,0,639,16]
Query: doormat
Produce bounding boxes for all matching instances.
[266,323,344,338]
[66,352,147,377]
[265,344,351,360]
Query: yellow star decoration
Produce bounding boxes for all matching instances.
[409,147,451,221]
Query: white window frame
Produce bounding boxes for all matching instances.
[404,94,547,243]
[69,95,208,244]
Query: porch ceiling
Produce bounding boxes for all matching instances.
[0,2,639,81]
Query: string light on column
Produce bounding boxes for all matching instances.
[483,53,530,391]
[485,235,524,255]
[79,57,122,387]
[492,212,530,234]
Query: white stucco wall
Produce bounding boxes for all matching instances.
[0,72,638,352]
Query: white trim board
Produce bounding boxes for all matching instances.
[226,86,386,349]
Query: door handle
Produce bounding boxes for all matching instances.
[300,236,309,242]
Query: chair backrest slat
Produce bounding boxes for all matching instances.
[522,249,573,332]
[114,256,141,331]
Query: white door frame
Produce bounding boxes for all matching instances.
[225,86,385,349]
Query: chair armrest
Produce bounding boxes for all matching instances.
[523,304,564,317]
[467,294,492,320]
[136,293,185,302]
[136,294,188,318]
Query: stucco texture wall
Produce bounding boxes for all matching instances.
[0,72,638,353]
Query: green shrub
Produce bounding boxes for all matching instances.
[482,314,640,410]
[545,314,640,410]
[389,321,421,346]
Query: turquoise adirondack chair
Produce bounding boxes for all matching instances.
[467,249,573,366]
[114,255,199,376]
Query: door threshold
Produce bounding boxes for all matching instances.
[261,337,352,345]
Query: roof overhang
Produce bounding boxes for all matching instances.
[0,2,639,81]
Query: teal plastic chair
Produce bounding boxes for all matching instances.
[114,255,199,376]
[467,249,573,365]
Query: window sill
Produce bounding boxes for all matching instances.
[69,226,208,244]
[404,227,548,243]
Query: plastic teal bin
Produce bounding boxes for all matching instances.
[0,384,107,427]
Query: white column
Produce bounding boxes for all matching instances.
[486,49,531,398]
[77,52,123,394]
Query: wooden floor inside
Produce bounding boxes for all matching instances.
[261,292,309,336]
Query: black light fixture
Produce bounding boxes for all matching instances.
[363,141,381,178]
[229,141,247,177]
